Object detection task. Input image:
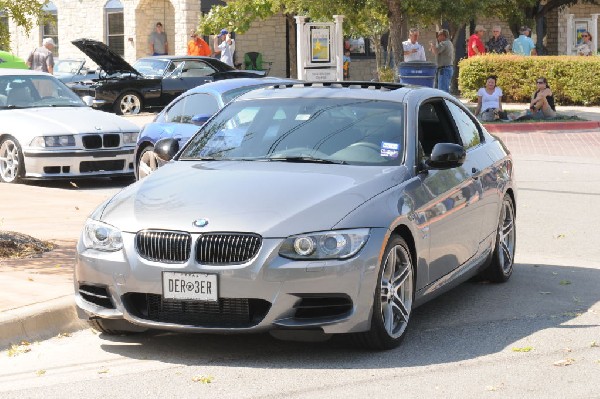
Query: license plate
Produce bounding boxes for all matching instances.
[162,272,218,301]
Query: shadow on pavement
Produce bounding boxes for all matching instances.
[98,262,600,369]
[23,176,134,191]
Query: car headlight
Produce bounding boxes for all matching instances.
[122,132,138,145]
[30,135,75,147]
[82,219,123,252]
[279,228,370,260]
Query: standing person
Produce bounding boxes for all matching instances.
[577,31,593,56]
[468,25,486,57]
[26,38,55,74]
[402,28,426,62]
[530,77,556,118]
[380,31,394,68]
[512,26,536,56]
[149,22,168,56]
[213,29,235,67]
[429,29,454,93]
[187,30,211,56]
[486,26,510,54]
[474,75,504,121]
[343,49,351,80]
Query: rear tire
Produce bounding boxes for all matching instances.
[88,318,147,335]
[0,136,24,184]
[352,236,414,350]
[481,194,516,283]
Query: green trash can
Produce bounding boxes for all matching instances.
[0,51,28,69]
[398,61,437,88]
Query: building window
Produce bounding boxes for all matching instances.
[105,0,124,56]
[345,37,376,58]
[42,2,58,57]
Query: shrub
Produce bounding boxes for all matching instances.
[378,66,396,83]
[458,54,600,105]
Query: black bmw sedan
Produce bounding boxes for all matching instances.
[68,38,263,115]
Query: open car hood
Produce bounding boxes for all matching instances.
[71,38,140,76]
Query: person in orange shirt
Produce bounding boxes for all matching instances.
[187,30,211,56]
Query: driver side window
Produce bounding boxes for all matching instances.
[417,100,459,157]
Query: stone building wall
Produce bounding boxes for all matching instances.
[558,4,600,55]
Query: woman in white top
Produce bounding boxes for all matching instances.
[474,75,503,121]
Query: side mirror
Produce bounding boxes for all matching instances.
[191,114,212,126]
[81,95,94,107]
[154,138,180,162]
[426,143,466,169]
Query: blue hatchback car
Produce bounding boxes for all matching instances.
[134,77,297,179]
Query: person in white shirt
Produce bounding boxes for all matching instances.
[475,75,504,121]
[213,29,235,67]
[403,28,426,62]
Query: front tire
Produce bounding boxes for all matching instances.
[137,145,160,180]
[0,136,24,184]
[353,236,414,350]
[482,194,516,282]
[114,92,142,115]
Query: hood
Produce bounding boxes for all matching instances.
[2,107,139,137]
[71,38,140,76]
[99,161,407,237]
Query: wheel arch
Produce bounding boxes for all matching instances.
[389,224,417,283]
[505,187,516,216]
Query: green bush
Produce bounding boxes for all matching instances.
[378,66,396,83]
[458,54,600,105]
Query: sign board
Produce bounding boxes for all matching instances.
[307,23,335,67]
[305,69,337,81]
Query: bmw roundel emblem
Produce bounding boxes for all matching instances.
[193,218,209,228]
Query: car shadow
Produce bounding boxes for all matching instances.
[98,262,600,369]
[23,176,134,191]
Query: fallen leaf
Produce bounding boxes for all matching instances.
[591,341,599,348]
[7,341,32,357]
[552,272,558,275]
[27,277,34,282]
[75,206,80,210]
[559,280,571,285]
[572,296,581,303]
[555,234,566,239]
[539,291,551,295]
[36,370,46,376]
[564,348,572,353]
[512,346,534,352]
[56,332,72,339]
[562,311,582,317]
[553,358,575,366]
[192,375,214,384]
[98,368,109,374]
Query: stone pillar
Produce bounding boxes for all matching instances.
[592,14,599,55]
[333,15,344,81]
[294,16,307,80]
[567,13,574,55]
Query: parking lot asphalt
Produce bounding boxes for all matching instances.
[1,104,600,348]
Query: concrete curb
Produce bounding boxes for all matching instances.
[483,120,600,133]
[0,295,87,349]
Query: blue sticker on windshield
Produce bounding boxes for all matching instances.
[381,142,400,158]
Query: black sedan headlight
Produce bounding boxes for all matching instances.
[279,229,370,260]
[82,219,123,252]
[30,135,75,147]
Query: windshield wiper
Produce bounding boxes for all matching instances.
[266,156,347,165]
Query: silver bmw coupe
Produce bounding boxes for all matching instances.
[75,82,516,349]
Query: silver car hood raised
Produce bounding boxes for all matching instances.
[100,161,407,237]
[1,107,139,135]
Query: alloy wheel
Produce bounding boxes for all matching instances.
[0,138,21,183]
[137,147,160,179]
[498,198,516,274]
[119,94,141,115]
[380,243,413,339]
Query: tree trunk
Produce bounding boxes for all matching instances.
[286,14,296,79]
[386,0,404,69]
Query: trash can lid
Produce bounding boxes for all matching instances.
[399,61,437,67]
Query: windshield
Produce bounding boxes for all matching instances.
[54,59,84,74]
[180,97,405,166]
[0,75,85,109]
[132,59,171,77]
[222,84,269,104]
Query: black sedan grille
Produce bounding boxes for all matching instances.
[124,293,271,328]
[82,134,121,149]
[136,230,192,263]
[196,233,262,264]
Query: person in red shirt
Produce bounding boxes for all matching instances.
[468,25,486,57]
[187,30,211,56]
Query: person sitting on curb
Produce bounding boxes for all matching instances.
[511,77,557,120]
[475,75,506,121]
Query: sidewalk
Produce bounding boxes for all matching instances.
[1,106,600,349]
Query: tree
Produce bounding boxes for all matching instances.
[0,1,49,51]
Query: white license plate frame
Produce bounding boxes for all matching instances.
[162,272,218,302]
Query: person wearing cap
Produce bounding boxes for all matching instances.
[187,30,211,56]
[512,26,536,56]
[429,29,454,93]
[467,25,486,57]
[213,29,235,67]
[26,37,55,74]
[149,22,168,56]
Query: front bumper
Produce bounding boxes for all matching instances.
[23,147,135,179]
[75,228,387,335]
